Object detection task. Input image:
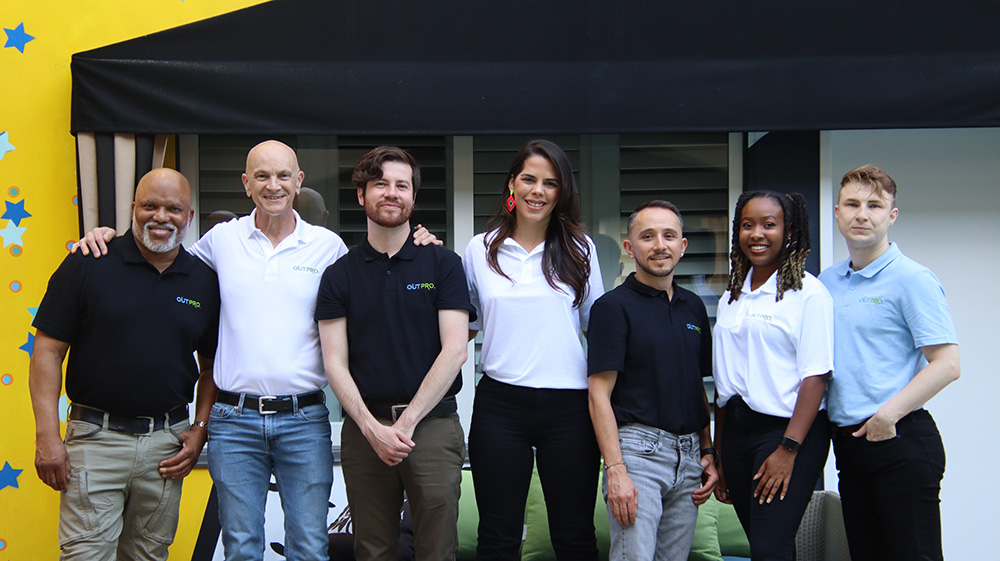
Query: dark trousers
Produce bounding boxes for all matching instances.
[833,409,945,561]
[721,397,830,561]
[468,375,600,561]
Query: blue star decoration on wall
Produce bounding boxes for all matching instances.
[19,332,34,358]
[0,132,15,160]
[2,200,31,226]
[0,220,26,247]
[3,23,34,53]
[0,461,23,490]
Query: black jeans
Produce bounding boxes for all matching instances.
[833,409,946,561]
[721,396,830,561]
[468,374,600,561]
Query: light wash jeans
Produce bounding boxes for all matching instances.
[207,396,333,561]
[604,423,702,561]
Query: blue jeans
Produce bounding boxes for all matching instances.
[207,396,333,561]
[604,424,702,561]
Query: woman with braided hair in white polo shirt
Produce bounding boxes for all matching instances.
[712,190,833,561]
[464,139,604,561]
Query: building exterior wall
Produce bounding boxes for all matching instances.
[826,128,1000,560]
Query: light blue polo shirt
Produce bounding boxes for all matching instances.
[819,243,957,426]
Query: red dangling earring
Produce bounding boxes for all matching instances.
[506,187,516,212]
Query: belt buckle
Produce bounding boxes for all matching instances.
[391,404,407,422]
[258,396,278,415]
[137,416,155,435]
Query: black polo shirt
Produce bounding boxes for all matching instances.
[33,231,220,417]
[587,273,711,435]
[315,233,475,403]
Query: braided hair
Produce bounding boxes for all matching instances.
[726,190,811,303]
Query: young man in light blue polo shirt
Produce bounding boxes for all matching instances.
[819,165,960,561]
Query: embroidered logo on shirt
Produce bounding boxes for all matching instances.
[859,296,885,306]
[176,296,202,309]
[406,282,436,291]
[292,265,321,275]
[748,313,773,322]
[686,323,702,333]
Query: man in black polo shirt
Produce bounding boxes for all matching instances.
[29,168,220,560]
[316,146,473,561]
[588,200,718,561]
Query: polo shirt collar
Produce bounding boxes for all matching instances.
[833,241,901,279]
[623,272,684,301]
[500,236,545,257]
[120,229,194,274]
[242,209,312,245]
[359,227,419,262]
[743,267,777,294]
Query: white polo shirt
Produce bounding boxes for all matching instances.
[191,210,347,395]
[464,231,604,390]
[713,269,833,418]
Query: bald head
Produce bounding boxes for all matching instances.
[243,140,303,218]
[246,140,300,175]
[132,168,194,254]
[135,168,192,205]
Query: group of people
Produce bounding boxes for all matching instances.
[28,137,958,561]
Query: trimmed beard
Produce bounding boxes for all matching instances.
[635,255,675,278]
[364,199,412,229]
[133,214,187,253]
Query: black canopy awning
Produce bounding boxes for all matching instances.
[71,0,1000,135]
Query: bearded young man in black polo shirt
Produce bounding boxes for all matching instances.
[29,168,220,561]
[316,146,474,561]
[588,200,718,561]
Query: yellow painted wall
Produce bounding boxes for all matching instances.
[0,1,267,558]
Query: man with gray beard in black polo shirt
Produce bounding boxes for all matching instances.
[588,200,718,561]
[29,168,220,561]
[316,146,474,561]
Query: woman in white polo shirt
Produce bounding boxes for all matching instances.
[712,190,833,561]
[464,139,604,560]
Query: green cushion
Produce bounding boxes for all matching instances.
[521,461,610,561]
[688,497,723,561]
[457,468,480,561]
[715,499,750,558]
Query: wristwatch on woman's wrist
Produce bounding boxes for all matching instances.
[780,436,800,452]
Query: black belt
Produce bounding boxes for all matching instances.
[69,404,189,435]
[216,390,325,414]
[366,396,457,421]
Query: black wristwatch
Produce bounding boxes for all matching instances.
[700,447,718,459]
[780,436,801,452]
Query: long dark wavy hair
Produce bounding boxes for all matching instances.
[483,139,592,308]
[726,190,810,303]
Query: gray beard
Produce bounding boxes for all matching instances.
[133,215,186,253]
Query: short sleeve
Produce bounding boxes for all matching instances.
[794,281,835,380]
[464,237,484,331]
[32,253,88,343]
[587,295,628,375]
[435,250,477,322]
[189,227,216,270]
[578,236,605,332]
[900,268,957,348]
[195,272,221,358]
[315,257,350,322]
